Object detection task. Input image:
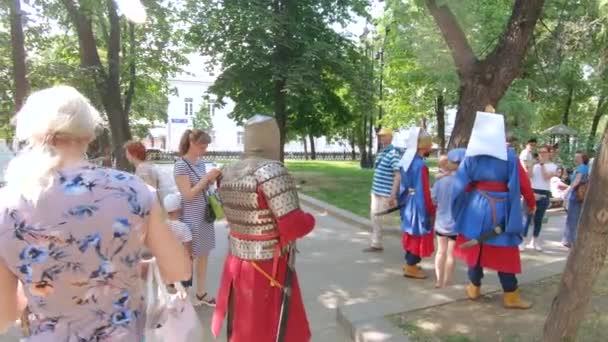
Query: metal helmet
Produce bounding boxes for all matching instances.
[244,115,280,161]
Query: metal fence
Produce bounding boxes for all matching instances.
[147,150,361,162]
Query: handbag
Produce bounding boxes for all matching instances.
[144,261,203,342]
[575,181,588,203]
[181,159,222,223]
[208,190,225,221]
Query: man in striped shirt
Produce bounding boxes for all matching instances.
[364,128,401,252]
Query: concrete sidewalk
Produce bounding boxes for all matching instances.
[1,164,571,341]
[0,206,570,342]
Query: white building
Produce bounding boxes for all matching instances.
[159,54,352,153]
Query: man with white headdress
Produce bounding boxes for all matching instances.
[398,127,436,279]
[451,111,535,309]
[212,115,315,342]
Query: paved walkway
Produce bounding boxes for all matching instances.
[0,164,571,341]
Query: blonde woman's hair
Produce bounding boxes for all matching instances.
[6,86,102,202]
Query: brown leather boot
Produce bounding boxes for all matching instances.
[503,289,533,309]
[403,265,427,279]
[466,283,481,300]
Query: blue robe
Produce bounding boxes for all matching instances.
[451,148,523,248]
[399,155,434,236]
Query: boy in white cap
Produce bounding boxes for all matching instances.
[163,193,193,263]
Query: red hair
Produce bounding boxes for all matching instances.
[124,140,146,161]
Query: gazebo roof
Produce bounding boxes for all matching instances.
[542,124,578,136]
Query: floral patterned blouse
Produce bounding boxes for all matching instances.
[0,164,154,341]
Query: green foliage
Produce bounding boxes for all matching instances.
[381,0,608,149]
[193,100,213,131]
[382,1,459,128]
[3,0,187,125]
[184,0,369,147]
[131,122,151,139]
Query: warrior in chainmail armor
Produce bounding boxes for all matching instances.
[211,115,315,342]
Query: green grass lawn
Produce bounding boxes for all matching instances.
[287,160,374,218]
[286,159,438,219]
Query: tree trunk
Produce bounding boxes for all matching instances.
[274,79,288,162]
[350,133,356,161]
[368,112,374,166]
[308,134,316,160]
[302,136,308,160]
[426,0,546,148]
[360,114,369,168]
[9,0,29,113]
[436,93,446,154]
[61,0,133,170]
[420,117,428,130]
[542,123,608,341]
[588,95,606,152]
[449,82,493,147]
[562,85,574,126]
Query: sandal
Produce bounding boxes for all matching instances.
[194,292,216,307]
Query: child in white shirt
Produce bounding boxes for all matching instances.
[431,148,466,288]
[163,193,193,289]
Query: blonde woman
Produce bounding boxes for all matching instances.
[0,86,191,340]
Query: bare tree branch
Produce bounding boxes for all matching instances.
[60,0,106,81]
[483,0,546,78]
[424,0,477,78]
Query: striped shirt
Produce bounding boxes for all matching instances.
[372,144,400,197]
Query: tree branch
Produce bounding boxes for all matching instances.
[424,0,477,78]
[123,23,136,114]
[60,0,107,85]
[483,0,546,73]
[107,0,121,89]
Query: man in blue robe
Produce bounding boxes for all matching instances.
[451,111,535,309]
[399,127,435,279]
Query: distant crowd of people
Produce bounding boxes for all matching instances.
[365,111,597,310]
[517,138,592,249]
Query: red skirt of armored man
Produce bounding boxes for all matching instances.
[212,254,311,342]
[453,235,521,274]
[402,232,435,258]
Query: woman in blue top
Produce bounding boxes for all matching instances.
[562,151,590,248]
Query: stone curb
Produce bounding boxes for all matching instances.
[336,258,567,342]
[298,193,402,236]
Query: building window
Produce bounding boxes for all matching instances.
[209,130,216,143]
[237,131,244,145]
[184,97,193,116]
[208,101,216,116]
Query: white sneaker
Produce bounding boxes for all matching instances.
[526,239,535,250]
[533,239,543,252]
[519,244,525,252]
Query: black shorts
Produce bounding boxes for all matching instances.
[436,231,457,241]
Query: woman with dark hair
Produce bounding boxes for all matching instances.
[551,167,570,209]
[174,129,221,306]
[562,151,590,248]
[521,145,557,252]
